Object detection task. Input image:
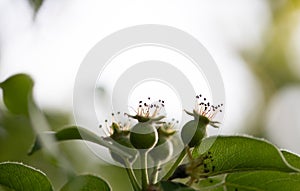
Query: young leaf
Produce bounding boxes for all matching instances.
[60,174,110,191]
[192,136,298,176]
[28,126,101,155]
[282,150,300,170]
[0,162,53,191]
[0,74,34,116]
[28,126,134,159]
[198,171,300,191]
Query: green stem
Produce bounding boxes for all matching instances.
[124,160,141,191]
[140,151,149,191]
[150,161,161,184]
[162,147,187,181]
[125,168,141,191]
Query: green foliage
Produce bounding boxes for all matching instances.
[192,136,298,176]
[0,74,34,116]
[281,150,300,170]
[2,73,300,190]
[60,175,111,191]
[0,162,53,191]
[198,171,300,191]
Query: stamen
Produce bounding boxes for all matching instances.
[193,94,223,120]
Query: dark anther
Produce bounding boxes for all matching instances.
[168,164,188,181]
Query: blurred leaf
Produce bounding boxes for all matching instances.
[28,126,134,159]
[197,171,300,191]
[29,0,43,13]
[192,136,298,176]
[0,113,34,160]
[0,74,34,116]
[0,162,53,191]
[60,174,110,191]
[44,111,71,131]
[282,150,300,170]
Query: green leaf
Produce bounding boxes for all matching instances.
[0,162,53,191]
[0,74,34,115]
[28,126,105,155]
[28,126,134,159]
[196,175,225,189]
[282,150,300,170]
[60,175,110,191]
[156,181,196,191]
[192,136,298,176]
[198,171,300,191]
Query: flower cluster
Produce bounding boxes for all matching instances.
[98,94,223,190]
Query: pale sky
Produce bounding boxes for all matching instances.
[0,0,270,135]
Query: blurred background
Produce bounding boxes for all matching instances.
[0,0,300,190]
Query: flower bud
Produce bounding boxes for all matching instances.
[130,123,158,150]
[181,115,209,148]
